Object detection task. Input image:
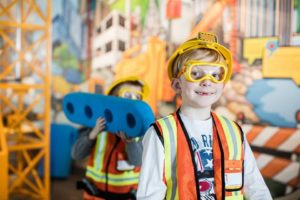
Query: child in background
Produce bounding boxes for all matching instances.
[137,32,272,200]
[72,77,149,200]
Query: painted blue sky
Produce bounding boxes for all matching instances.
[52,0,78,17]
[247,79,300,127]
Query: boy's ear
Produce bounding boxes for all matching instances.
[171,79,182,94]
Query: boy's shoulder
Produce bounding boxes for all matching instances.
[212,112,243,134]
[212,112,235,122]
[156,113,175,123]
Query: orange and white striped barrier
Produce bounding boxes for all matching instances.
[242,124,300,154]
[242,124,300,193]
[253,152,300,191]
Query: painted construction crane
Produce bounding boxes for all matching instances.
[114,37,168,114]
[190,0,240,72]
[0,0,52,199]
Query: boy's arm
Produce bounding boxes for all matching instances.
[71,127,95,160]
[116,131,143,166]
[137,126,167,200]
[243,139,273,200]
[125,139,143,166]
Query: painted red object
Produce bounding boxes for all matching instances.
[166,0,182,19]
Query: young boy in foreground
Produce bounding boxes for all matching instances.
[137,32,272,200]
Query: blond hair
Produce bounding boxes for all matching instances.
[172,48,225,78]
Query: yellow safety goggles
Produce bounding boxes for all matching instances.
[177,60,228,83]
[167,32,232,83]
[118,87,144,100]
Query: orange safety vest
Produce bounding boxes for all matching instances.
[154,111,244,200]
[85,132,140,194]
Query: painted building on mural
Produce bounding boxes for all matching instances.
[92,10,129,71]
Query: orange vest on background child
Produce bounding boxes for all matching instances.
[85,132,140,199]
[155,111,245,200]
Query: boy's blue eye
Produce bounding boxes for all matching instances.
[123,92,141,100]
[191,71,204,79]
[124,93,132,99]
[191,72,198,76]
[212,73,220,80]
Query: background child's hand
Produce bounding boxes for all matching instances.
[89,117,106,140]
[116,131,134,142]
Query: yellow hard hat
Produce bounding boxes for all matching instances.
[167,32,232,82]
[106,76,150,99]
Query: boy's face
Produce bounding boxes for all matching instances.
[117,83,143,100]
[172,65,224,109]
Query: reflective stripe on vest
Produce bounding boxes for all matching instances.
[157,115,179,200]
[217,116,243,160]
[156,112,244,200]
[86,132,139,186]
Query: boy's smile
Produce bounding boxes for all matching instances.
[195,90,216,96]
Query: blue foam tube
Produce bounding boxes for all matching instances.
[62,92,155,137]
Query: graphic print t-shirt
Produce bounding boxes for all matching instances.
[180,114,216,200]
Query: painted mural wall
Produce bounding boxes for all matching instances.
[52,0,300,128]
[51,0,300,198]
